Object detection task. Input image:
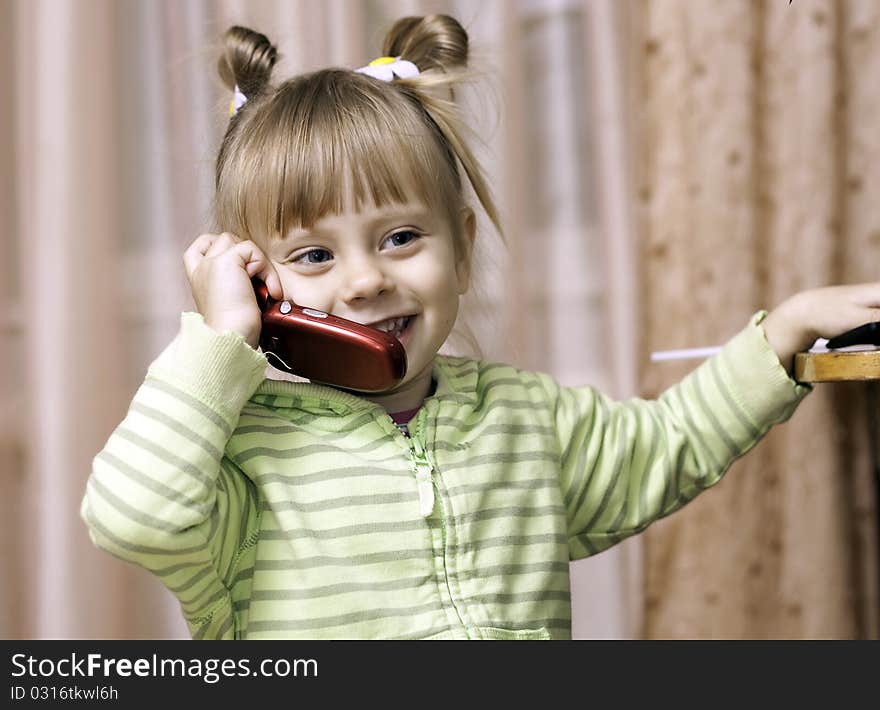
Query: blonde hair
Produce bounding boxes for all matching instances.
[212,15,501,258]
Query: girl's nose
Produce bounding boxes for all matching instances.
[341,258,395,303]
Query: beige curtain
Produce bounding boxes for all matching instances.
[635,0,879,638]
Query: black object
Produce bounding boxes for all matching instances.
[825,322,880,349]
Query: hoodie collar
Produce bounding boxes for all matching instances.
[250,354,478,414]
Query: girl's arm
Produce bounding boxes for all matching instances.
[80,312,267,638]
[554,281,880,559]
[81,231,277,637]
[551,311,809,559]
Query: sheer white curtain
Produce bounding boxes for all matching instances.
[4,0,640,639]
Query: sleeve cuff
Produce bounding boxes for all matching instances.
[147,312,268,419]
[716,310,812,428]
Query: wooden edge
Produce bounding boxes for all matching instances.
[794,350,880,383]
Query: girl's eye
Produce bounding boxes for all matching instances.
[383,230,420,249]
[293,248,333,265]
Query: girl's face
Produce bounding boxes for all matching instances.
[260,192,474,408]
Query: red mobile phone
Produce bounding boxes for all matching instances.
[252,278,407,392]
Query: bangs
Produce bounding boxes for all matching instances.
[220,70,462,241]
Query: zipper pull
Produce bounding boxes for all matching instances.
[410,435,435,516]
[408,408,434,517]
[415,461,435,517]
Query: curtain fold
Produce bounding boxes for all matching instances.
[635,0,878,638]
[14,0,132,638]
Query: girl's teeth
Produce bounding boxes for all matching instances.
[376,317,405,333]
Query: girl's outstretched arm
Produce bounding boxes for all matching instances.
[549,311,810,559]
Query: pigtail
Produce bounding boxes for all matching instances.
[382,14,468,73]
[214,26,280,199]
[379,15,502,239]
[218,26,280,107]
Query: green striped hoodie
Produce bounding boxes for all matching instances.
[80,311,809,639]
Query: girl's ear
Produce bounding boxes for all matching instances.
[455,207,476,295]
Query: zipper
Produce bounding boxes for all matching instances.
[407,406,470,636]
[408,408,435,517]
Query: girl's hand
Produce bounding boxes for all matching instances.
[183,232,283,349]
[762,282,880,375]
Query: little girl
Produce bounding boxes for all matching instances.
[81,15,880,640]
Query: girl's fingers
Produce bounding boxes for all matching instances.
[204,232,237,257]
[183,233,283,300]
[183,232,236,277]
[859,282,880,309]
[182,233,219,277]
[233,241,284,300]
[184,232,246,276]
[257,265,283,301]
